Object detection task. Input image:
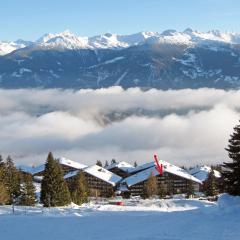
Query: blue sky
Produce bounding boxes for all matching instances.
[1,0,240,41]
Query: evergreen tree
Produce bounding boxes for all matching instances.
[104,160,109,168]
[96,160,103,167]
[0,155,5,182]
[158,182,167,199]
[134,161,138,167]
[19,174,36,206]
[204,170,217,196]
[0,155,4,168]
[0,182,9,204]
[111,159,116,164]
[40,152,71,207]
[105,188,114,198]
[186,180,194,198]
[69,171,89,205]
[0,156,9,204]
[142,172,158,198]
[4,156,21,204]
[223,122,240,195]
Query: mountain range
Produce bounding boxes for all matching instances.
[1,29,240,89]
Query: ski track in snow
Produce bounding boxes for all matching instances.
[114,71,128,86]
[0,196,239,240]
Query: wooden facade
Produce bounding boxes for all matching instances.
[66,170,116,198]
[83,172,115,198]
[128,172,200,196]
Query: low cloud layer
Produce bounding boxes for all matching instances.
[0,87,239,167]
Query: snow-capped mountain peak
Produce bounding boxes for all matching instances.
[89,33,127,48]
[36,30,89,50]
[2,29,240,56]
[0,41,27,56]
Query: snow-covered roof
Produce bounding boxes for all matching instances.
[84,165,122,186]
[128,162,154,173]
[64,170,80,179]
[188,165,221,182]
[57,157,87,170]
[19,157,86,175]
[106,161,135,172]
[18,164,45,175]
[123,160,202,187]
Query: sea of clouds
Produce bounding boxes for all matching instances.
[0,87,239,167]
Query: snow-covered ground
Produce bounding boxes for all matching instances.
[0,195,239,240]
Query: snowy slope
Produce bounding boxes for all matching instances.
[0,195,239,240]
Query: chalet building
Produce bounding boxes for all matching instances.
[119,161,202,196]
[188,165,221,192]
[19,157,86,176]
[129,162,155,174]
[57,157,87,174]
[19,157,86,182]
[19,156,203,198]
[106,161,135,178]
[65,165,122,198]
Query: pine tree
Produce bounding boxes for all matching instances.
[96,160,103,167]
[111,159,117,164]
[19,174,36,206]
[134,161,138,167]
[0,182,9,204]
[0,156,9,204]
[223,122,240,195]
[111,158,117,164]
[4,156,21,204]
[40,152,71,207]
[186,180,194,198]
[104,160,109,168]
[142,172,158,199]
[0,155,5,182]
[106,188,114,198]
[158,182,167,199]
[204,170,217,196]
[0,155,4,168]
[69,171,89,205]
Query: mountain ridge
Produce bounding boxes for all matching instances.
[1,29,240,90]
[2,29,240,55]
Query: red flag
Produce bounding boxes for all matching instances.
[154,154,163,175]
